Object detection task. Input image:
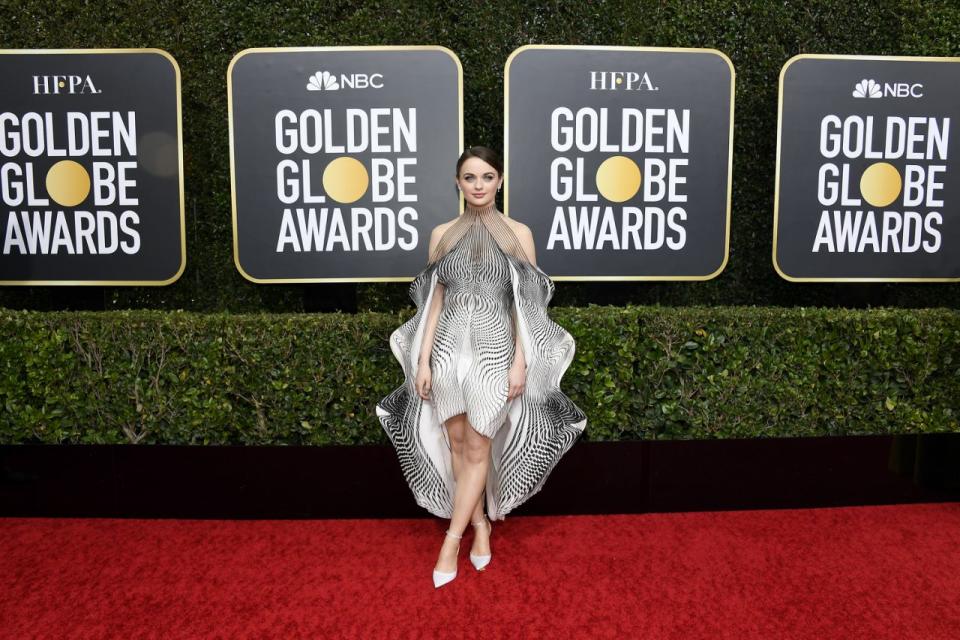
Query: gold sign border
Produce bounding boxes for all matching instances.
[503,44,736,281]
[774,53,960,283]
[0,48,186,287]
[227,45,465,284]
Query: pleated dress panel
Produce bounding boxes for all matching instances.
[375,204,587,521]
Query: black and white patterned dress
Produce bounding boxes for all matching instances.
[375,203,587,521]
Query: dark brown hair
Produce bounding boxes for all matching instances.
[456,146,503,178]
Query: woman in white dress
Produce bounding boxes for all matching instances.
[375,146,587,588]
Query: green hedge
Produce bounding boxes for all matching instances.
[1,0,959,313]
[2,305,956,444]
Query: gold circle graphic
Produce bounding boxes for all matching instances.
[46,160,91,207]
[860,162,902,208]
[596,156,641,203]
[322,157,368,204]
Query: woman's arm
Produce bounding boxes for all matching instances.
[511,224,537,370]
[418,281,445,367]
[511,310,525,370]
[417,226,446,368]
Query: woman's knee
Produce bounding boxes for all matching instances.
[445,413,467,455]
[463,424,491,464]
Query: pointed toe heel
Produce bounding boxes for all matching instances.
[433,529,461,588]
[469,517,493,571]
[469,553,491,571]
[432,567,457,588]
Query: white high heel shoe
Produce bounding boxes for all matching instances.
[469,517,492,571]
[432,529,461,588]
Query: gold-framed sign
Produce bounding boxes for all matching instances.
[228,46,463,283]
[504,45,734,281]
[0,49,185,286]
[774,54,960,282]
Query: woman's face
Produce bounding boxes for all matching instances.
[456,157,502,209]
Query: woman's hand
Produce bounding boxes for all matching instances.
[507,357,526,401]
[415,358,432,400]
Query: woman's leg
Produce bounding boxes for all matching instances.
[463,429,491,558]
[435,412,491,573]
[445,414,485,525]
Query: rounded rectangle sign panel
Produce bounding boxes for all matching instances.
[0,49,185,285]
[774,54,960,281]
[504,45,734,280]
[228,46,463,283]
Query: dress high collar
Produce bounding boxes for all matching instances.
[464,202,499,216]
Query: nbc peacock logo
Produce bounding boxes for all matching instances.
[305,70,384,92]
[852,79,882,99]
[307,70,339,91]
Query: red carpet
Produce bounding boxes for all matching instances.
[2,503,959,639]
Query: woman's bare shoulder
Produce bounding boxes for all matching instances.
[503,215,532,237]
[432,217,459,236]
[427,218,458,258]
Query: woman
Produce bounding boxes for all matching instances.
[375,146,587,588]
